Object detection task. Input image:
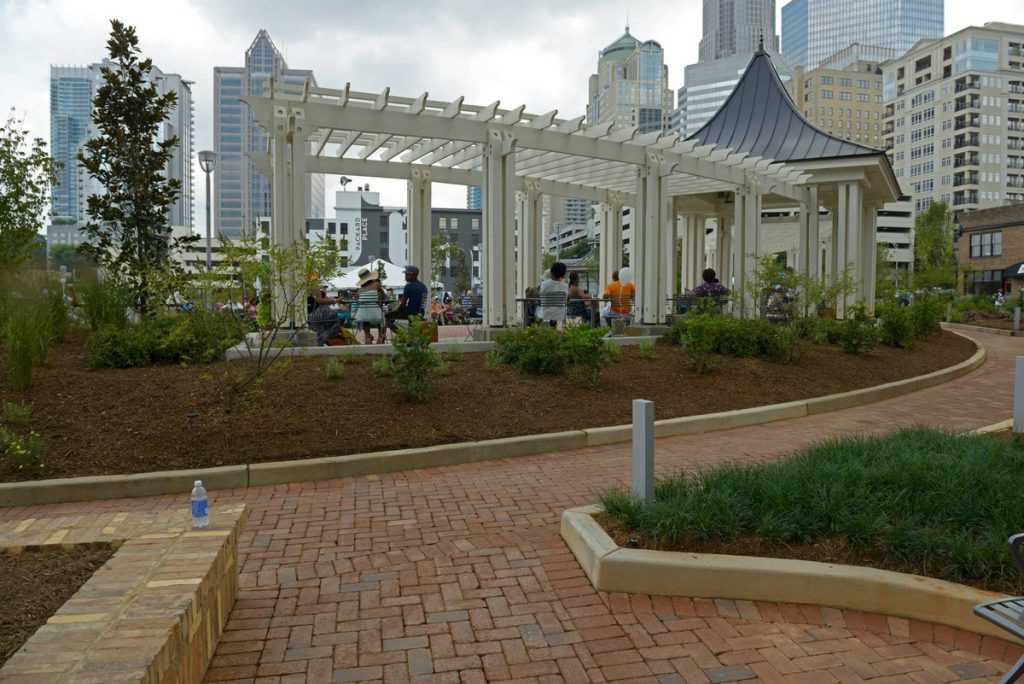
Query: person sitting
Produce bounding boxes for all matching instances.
[429,296,444,325]
[353,267,386,344]
[386,265,429,335]
[307,281,345,346]
[567,272,596,327]
[694,268,730,299]
[536,262,569,328]
[603,269,635,328]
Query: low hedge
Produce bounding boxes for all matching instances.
[88,311,246,369]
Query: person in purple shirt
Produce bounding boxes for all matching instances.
[694,268,730,299]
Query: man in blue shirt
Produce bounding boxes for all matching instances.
[386,265,429,334]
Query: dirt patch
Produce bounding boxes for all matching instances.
[0,545,115,666]
[0,330,976,481]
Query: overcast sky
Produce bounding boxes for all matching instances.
[2,0,1021,232]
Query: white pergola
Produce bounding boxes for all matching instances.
[244,76,893,329]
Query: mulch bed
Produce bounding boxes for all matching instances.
[0,545,115,666]
[0,330,976,482]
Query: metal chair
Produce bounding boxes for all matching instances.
[536,290,568,328]
[606,292,634,335]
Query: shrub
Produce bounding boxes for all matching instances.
[0,426,45,472]
[910,295,944,338]
[78,275,129,331]
[5,294,60,391]
[87,311,245,368]
[563,324,616,387]
[324,358,344,380]
[837,304,877,355]
[372,357,395,376]
[392,318,439,401]
[667,315,800,364]
[681,317,720,374]
[876,300,914,348]
[637,340,657,359]
[87,325,151,369]
[2,401,31,425]
[492,324,614,386]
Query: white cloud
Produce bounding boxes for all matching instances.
[2,0,1021,228]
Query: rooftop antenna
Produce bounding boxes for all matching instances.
[625,6,629,34]
[758,31,765,52]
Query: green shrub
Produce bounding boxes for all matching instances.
[0,426,45,472]
[78,276,129,331]
[372,357,395,376]
[910,295,944,337]
[86,311,245,369]
[492,324,614,386]
[876,300,914,348]
[681,318,720,373]
[667,315,799,364]
[563,324,616,387]
[793,316,840,344]
[637,340,657,359]
[324,358,345,380]
[837,304,877,355]
[2,401,31,425]
[392,318,439,401]
[4,294,60,391]
[662,317,691,346]
[87,325,151,369]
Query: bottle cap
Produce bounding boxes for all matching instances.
[194,480,202,487]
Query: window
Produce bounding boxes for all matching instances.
[821,76,834,85]
[822,90,833,99]
[857,79,871,88]
[839,92,852,101]
[840,78,852,87]
[379,214,389,228]
[450,217,459,230]
[969,231,1002,257]
[439,217,447,229]
[471,218,479,230]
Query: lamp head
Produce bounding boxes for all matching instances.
[198,150,217,173]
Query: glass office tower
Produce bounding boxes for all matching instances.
[781,0,944,70]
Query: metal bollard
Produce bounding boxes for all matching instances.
[945,302,952,323]
[632,399,654,503]
[1015,307,1020,333]
[1016,358,1024,434]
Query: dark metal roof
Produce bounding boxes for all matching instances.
[686,48,884,163]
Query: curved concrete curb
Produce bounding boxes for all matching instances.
[0,332,985,508]
[560,505,1023,646]
[943,321,1021,337]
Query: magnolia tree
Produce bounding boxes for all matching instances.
[78,20,196,313]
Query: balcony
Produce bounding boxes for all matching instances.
[953,191,978,206]
[954,135,980,149]
[1008,159,1024,170]
[954,154,979,167]
[1009,104,1024,113]
[1009,177,1024,189]
[955,79,980,92]
[953,173,979,187]
[1010,122,1024,133]
[954,116,980,130]
[955,98,980,111]
[1011,85,1024,95]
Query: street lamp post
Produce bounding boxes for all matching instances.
[198,150,218,307]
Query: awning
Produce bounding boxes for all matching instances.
[1004,261,1024,279]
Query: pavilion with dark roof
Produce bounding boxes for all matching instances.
[677,42,901,317]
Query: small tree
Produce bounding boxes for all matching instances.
[0,110,59,273]
[430,231,470,293]
[912,201,956,290]
[78,20,196,314]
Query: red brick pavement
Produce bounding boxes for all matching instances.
[2,328,1023,683]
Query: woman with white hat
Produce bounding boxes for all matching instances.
[353,266,386,344]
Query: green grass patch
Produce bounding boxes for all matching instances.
[599,427,1024,593]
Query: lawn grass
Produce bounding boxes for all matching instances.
[599,427,1024,591]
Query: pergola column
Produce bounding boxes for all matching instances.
[662,202,680,301]
[598,197,623,290]
[516,180,544,300]
[633,156,667,325]
[482,128,517,328]
[715,213,732,289]
[270,106,311,328]
[834,181,863,318]
[862,202,879,314]
[797,185,820,315]
[406,171,432,290]
[732,184,761,318]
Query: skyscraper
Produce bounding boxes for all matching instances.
[674,0,784,137]
[586,27,674,133]
[49,61,194,230]
[700,0,779,61]
[466,185,482,210]
[781,0,944,71]
[213,30,325,239]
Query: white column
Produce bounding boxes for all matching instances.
[846,182,862,316]
[662,199,679,303]
[270,106,310,328]
[807,186,820,287]
[633,156,666,325]
[406,172,432,291]
[862,201,878,315]
[733,185,761,318]
[599,197,623,290]
[716,213,732,289]
[731,191,747,318]
[680,215,695,290]
[482,129,517,328]
[516,181,543,299]
[694,215,706,286]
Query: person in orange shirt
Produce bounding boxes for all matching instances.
[602,269,635,327]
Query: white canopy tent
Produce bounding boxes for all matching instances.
[328,260,407,291]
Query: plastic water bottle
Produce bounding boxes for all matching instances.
[191,480,208,528]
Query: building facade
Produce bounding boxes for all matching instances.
[466,185,482,210]
[674,0,784,137]
[214,30,324,239]
[586,28,674,133]
[781,0,943,71]
[49,61,194,230]
[957,204,1024,294]
[882,22,1024,219]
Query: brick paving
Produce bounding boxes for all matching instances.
[1,328,1023,683]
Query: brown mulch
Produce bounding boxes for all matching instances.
[0,545,115,666]
[0,330,976,482]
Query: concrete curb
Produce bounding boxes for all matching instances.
[0,331,986,508]
[560,505,1023,646]
[943,321,1021,337]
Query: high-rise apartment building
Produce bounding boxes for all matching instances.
[49,61,194,230]
[882,22,1024,218]
[586,27,674,133]
[674,0,784,137]
[466,185,482,210]
[213,30,324,239]
[781,0,943,71]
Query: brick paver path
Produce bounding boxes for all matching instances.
[3,328,1023,683]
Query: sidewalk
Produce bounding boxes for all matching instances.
[3,328,1022,683]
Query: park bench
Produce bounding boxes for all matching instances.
[665,293,729,324]
[973,533,1024,683]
